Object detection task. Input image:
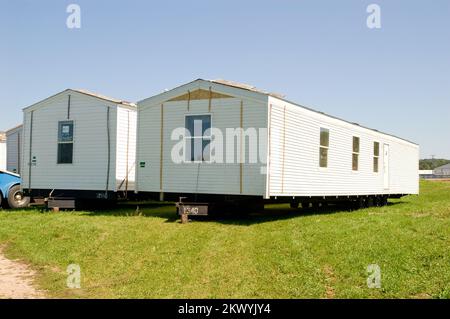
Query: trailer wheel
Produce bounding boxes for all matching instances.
[301,202,310,209]
[290,202,299,209]
[7,185,30,209]
[357,198,366,209]
[373,196,381,207]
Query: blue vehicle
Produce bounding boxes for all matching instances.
[0,170,30,209]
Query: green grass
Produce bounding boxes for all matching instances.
[0,180,450,299]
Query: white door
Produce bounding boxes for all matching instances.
[383,144,390,190]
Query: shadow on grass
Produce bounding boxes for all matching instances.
[75,200,407,226]
[212,202,407,226]
[78,201,179,221]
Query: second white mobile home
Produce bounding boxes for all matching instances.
[22,89,137,200]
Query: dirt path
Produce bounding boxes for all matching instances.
[0,248,45,299]
[323,265,336,299]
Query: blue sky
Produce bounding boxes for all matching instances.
[1,0,449,158]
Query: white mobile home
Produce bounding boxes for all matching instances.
[136,79,419,207]
[6,124,23,174]
[22,89,137,201]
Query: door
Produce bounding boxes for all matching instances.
[383,144,390,190]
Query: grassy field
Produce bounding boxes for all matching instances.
[0,180,449,299]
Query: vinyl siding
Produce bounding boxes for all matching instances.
[137,95,268,196]
[115,106,137,191]
[0,142,6,171]
[21,91,119,191]
[268,97,419,197]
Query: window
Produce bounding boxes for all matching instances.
[185,115,211,162]
[57,121,74,164]
[373,142,380,172]
[319,128,329,168]
[352,136,360,171]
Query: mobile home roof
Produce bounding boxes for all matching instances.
[138,78,418,146]
[23,89,136,112]
[5,124,23,135]
[434,163,450,170]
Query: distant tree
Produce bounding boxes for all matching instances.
[419,159,450,170]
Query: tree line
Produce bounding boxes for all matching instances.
[419,159,450,170]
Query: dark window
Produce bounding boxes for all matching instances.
[352,136,360,171]
[320,128,330,147]
[319,128,329,168]
[57,143,73,164]
[58,121,74,142]
[185,115,211,137]
[320,147,328,168]
[373,142,380,172]
[57,121,74,164]
[185,115,211,162]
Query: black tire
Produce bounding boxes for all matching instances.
[373,196,380,207]
[7,185,30,209]
[290,202,299,209]
[356,198,367,209]
[301,202,310,209]
[364,197,371,208]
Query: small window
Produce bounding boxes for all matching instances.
[352,136,360,171]
[319,128,329,168]
[373,142,380,172]
[57,121,74,164]
[185,115,211,162]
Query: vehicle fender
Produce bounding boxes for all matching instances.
[0,171,22,199]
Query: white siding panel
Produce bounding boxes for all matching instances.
[269,97,419,197]
[137,96,268,196]
[136,105,161,193]
[115,107,137,191]
[268,104,284,194]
